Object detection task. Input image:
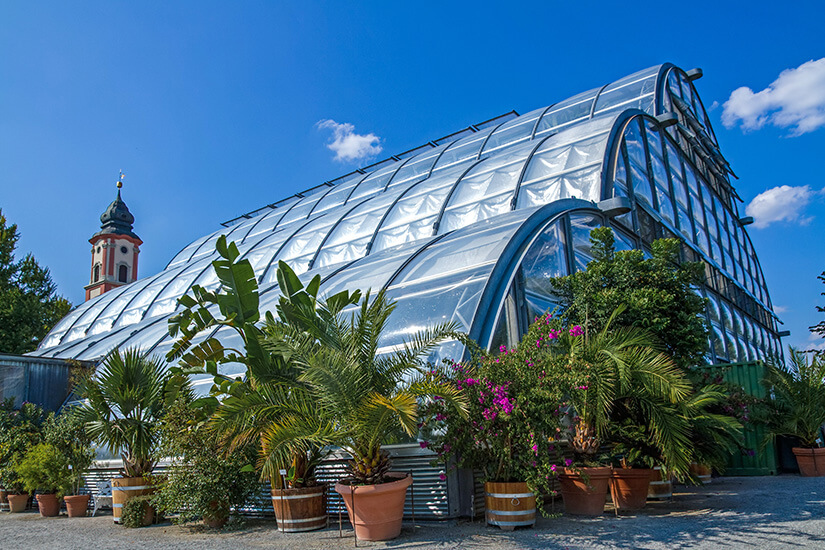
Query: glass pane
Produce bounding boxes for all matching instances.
[481,107,545,154]
[570,214,601,272]
[521,220,568,316]
[431,128,494,172]
[534,88,600,137]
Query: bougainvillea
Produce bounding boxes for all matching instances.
[420,313,580,509]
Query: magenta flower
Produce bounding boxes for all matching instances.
[550,464,557,473]
[569,325,584,337]
[439,473,447,481]
[564,458,573,467]
[419,441,429,449]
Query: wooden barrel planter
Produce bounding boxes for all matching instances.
[111,477,154,524]
[647,466,673,500]
[484,481,536,530]
[610,469,652,511]
[270,485,327,532]
[689,462,712,484]
[558,467,612,516]
[792,447,825,477]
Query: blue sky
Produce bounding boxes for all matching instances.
[1,1,823,353]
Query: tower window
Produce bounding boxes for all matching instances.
[93,264,100,282]
[119,265,128,283]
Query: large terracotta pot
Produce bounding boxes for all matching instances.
[690,462,712,484]
[271,485,327,532]
[792,447,825,477]
[64,494,91,518]
[558,467,611,516]
[484,481,535,530]
[335,473,412,541]
[36,493,61,517]
[610,468,652,511]
[647,466,672,500]
[7,493,29,513]
[111,477,154,524]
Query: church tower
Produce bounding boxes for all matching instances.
[85,173,142,301]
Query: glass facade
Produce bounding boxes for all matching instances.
[37,63,784,375]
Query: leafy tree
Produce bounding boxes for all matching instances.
[550,227,709,370]
[0,210,72,354]
[0,399,48,493]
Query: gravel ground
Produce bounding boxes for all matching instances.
[2,475,824,549]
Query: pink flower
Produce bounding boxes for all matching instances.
[550,464,557,473]
[564,459,573,467]
[439,473,446,481]
[419,441,429,449]
[569,325,584,337]
[532,444,538,455]
[443,444,451,453]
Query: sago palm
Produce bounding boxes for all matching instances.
[763,348,825,448]
[74,347,169,477]
[559,307,694,475]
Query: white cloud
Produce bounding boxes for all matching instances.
[773,305,788,314]
[722,58,825,135]
[316,119,382,163]
[745,185,817,228]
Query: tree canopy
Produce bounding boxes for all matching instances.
[0,209,72,354]
[549,227,709,370]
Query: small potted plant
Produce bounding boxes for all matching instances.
[763,348,825,476]
[74,348,170,523]
[15,443,72,517]
[423,313,576,529]
[0,400,49,513]
[45,411,96,517]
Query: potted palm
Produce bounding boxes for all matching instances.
[167,238,351,532]
[763,348,825,477]
[422,313,576,529]
[268,261,465,541]
[74,348,169,523]
[549,308,693,515]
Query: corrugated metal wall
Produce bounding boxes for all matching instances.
[0,354,93,411]
[84,444,455,520]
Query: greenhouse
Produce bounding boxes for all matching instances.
[36,63,783,381]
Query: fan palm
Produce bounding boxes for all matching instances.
[268,261,467,486]
[74,348,169,477]
[559,307,694,476]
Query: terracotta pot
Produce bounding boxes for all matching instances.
[64,494,91,518]
[111,476,154,524]
[203,500,229,528]
[7,493,29,513]
[689,462,712,484]
[558,467,611,516]
[335,473,412,541]
[610,468,652,511]
[271,485,327,532]
[647,466,672,499]
[792,447,825,477]
[36,493,61,517]
[484,481,535,530]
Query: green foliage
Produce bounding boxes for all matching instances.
[14,443,72,498]
[422,314,578,509]
[168,244,342,488]
[550,227,709,370]
[0,209,72,354]
[268,261,466,486]
[153,395,261,525]
[553,308,695,477]
[74,348,171,477]
[762,348,825,448]
[44,410,96,495]
[0,399,48,493]
[121,494,154,528]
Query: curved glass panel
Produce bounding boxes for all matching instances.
[260,214,341,282]
[430,128,493,173]
[386,144,445,190]
[439,141,534,234]
[593,66,658,116]
[520,219,567,318]
[481,107,545,154]
[311,173,365,217]
[534,88,599,137]
[346,162,401,204]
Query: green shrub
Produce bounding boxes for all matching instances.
[0,399,48,493]
[121,494,154,528]
[14,443,72,498]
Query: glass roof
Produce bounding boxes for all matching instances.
[39,64,740,363]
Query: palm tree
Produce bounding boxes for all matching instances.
[559,308,694,476]
[74,348,169,477]
[763,347,825,448]
[268,261,467,485]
